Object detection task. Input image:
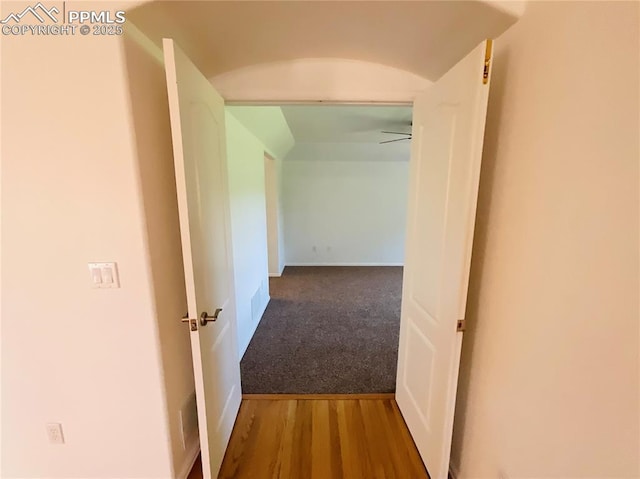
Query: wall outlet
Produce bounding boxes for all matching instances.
[46,423,65,444]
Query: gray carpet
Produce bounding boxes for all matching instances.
[240,266,403,394]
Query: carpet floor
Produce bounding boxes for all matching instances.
[240,266,403,394]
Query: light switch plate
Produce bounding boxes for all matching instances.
[88,262,120,288]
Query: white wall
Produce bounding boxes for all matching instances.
[225,106,293,279]
[225,112,271,358]
[213,58,431,103]
[122,25,199,479]
[282,151,409,266]
[451,2,640,478]
[225,106,294,160]
[1,11,173,479]
[264,155,285,276]
[275,158,287,274]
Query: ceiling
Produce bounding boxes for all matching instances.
[280,105,412,143]
[230,105,414,162]
[128,1,520,81]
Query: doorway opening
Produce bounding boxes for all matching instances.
[226,104,413,394]
[158,33,493,479]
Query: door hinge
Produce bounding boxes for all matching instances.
[483,39,493,84]
[456,319,466,332]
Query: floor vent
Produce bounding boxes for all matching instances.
[251,287,261,322]
[179,393,198,450]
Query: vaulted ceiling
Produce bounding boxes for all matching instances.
[128,1,521,81]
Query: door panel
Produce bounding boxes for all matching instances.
[396,40,493,479]
[163,39,242,479]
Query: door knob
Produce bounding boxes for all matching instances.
[200,308,222,326]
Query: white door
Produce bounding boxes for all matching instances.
[163,39,242,479]
[396,39,493,479]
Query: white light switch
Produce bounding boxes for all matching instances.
[91,268,102,285]
[88,262,119,288]
[102,267,113,284]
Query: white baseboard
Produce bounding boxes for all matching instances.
[285,262,404,267]
[238,295,270,360]
[176,436,200,479]
[268,263,285,277]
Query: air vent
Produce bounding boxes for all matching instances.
[251,287,261,322]
[179,393,198,450]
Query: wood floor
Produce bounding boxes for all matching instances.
[189,395,429,479]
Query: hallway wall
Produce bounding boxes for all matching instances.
[226,111,271,358]
[452,2,640,477]
[1,13,174,479]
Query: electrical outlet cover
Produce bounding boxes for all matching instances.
[46,423,64,444]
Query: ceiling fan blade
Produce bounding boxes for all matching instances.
[381,131,412,136]
[379,137,411,144]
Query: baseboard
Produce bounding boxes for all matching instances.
[269,264,284,277]
[285,262,404,267]
[242,393,396,400]
[238,295,270,360]
[449,461,459,479]
[176,436,200,479]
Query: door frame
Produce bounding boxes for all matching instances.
[225,100,413,107]
[197,92,484,479]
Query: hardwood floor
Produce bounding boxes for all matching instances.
[209,396,429,479]
[187,455,203,479]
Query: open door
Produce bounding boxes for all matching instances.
[396,39,493,479]
[163,39,242,479]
